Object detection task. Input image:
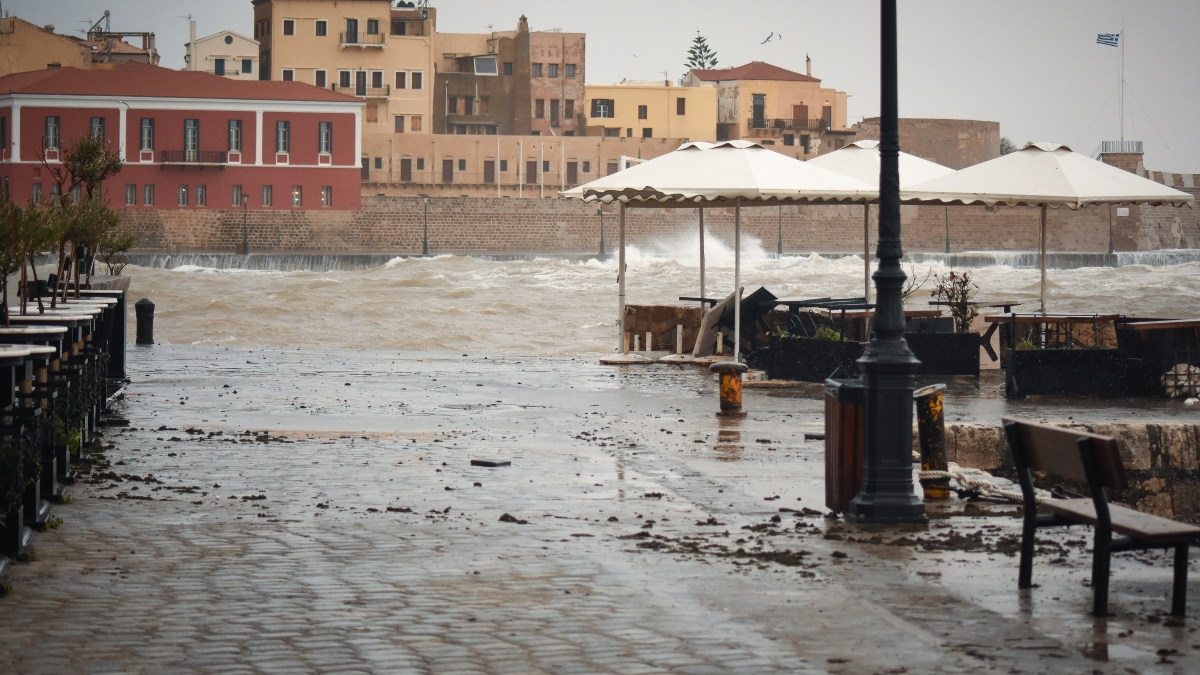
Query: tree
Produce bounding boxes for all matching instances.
[94,212,139,276]
[999,136,1018,155]
[685,31,719,71]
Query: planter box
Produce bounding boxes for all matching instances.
[1007,349,1127,399]
[905,332,980,377]
[768,337,863,383]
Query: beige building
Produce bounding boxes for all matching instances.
[683,59,851,154]
[0,17,91,76]
[185,23,260,79]
[253,0,436,179]
[584,80,716,141]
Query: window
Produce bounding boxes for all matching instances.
[394,116,404,133]
[783,134,794,146]
[276,121,290,153]
[261,185,272,207]
[184,119,199,161]
[549,99,559,125]
[225,35,233,45]
[69,185,81,203]
[370,70,383,88]
[391,19,406,35]
[283,19,295,36]
[411,116,422,131]
[677,97,686,115]
[638,105,648,120]
[242,58,252,74]
[565,64,575,78]
[50,184,60,200]
[454,158,464,171]
[315,20,327,36]
[232,184,243,206]
[626,128,633,137]
[416,157,424,170]
[582,160,591,173]
[548,63,558,78]
[474,56,498,75]
[411,71,423,89]
[338,70,351,88]
[604,128,619,137]
[228,120,243,152]
[143,184,154,205]
[319,122,332,153]
[541,160,550,172]
[125,184,135,205]
[395,71,406,89]
[448,96,458,115]
[564,99,574,119]
[321,186,332,207]
[140,118,154,151]
[291,185,302,206]
[480,96,490,114]
[0,116,6,153]
[45,116,60,150]
[532,63,542,77]
[282,68,294,81]
[31,183,41,203]
[642,128,654,138]
[315,69,326,88]
[366,19,379,34]
[591,99,614,118]
[499,159,508,172]
[374,157,382,170]
[535,99,545,118]
[196,185,207,207]
[178,184,188,206]
[213,58,226,76]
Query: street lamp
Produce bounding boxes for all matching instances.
[847,0,925,524]
[597,207,605,256]
[420,193,430,255]
[241,193,249,255]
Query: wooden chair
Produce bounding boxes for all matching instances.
[1002,418,1200,616]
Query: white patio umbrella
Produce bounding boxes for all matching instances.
[904,142,1194,311]
[561,140,873,361]
[806,140,955,302]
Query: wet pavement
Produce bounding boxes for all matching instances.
[1,344,1197,674]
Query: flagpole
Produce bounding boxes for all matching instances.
[1119,25,1124,145]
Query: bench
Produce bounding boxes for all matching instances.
[1002,418,1200,616]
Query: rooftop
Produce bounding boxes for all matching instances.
[690,61,819,83]
[0,62,359,103]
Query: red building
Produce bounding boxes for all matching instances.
[0,62,362,210]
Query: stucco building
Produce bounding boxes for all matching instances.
[185,23,260,79]
[0,62,363,211]
[583,80,716,141]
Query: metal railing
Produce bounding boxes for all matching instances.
[1100,140,1143,154]
[340,32,385,47]
[159,150,227,164]
[332,83,390,98]
[748,118,829,131]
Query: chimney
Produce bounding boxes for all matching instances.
[806,53,811,77]
[189,20,197,70]
[518,15,528,34]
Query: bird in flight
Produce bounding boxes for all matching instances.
[761,32,773,44]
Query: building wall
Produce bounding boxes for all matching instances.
[528,30,584,136]
[583,83,716,141]
[696,77,848,140]
[0,17,90,77]
[851,117,1000,169]
[189,32,260,79]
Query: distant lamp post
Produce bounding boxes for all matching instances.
[420,193,430,255]
[241,194,249,255]
[598,207,605,256]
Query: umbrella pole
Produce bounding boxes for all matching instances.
[698,208,705,314]
[619,202,627,353]
[734,199,742,362]
[863,204,870,303]
[1039,204,1047,313]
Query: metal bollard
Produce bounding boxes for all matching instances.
[135,298,155,345]
[914,383,950,499]
[675,324,683,355]
[710,362,749,415]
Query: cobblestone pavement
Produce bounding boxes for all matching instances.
[1,345,1197,674]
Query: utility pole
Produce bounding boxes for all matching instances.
[420,193,429,255]
[241,193,249,255]
[847,0,925,524]
[598,208,605,256]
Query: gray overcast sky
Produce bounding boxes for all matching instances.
[8,0,1198,172]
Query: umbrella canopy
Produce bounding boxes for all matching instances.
[903,142,1193,208]
[807,139,954,189]
[560,140,874,205]
[807,140,955,301]
[904,143,1195,311]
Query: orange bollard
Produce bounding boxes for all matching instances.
[710,362,749,415]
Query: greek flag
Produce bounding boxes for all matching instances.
[1097,33,1119,47]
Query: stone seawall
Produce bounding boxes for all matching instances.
[122,192,1200,255]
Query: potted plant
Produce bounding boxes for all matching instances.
[904,270,981,377]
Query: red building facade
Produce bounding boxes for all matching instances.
[0,63,362,210]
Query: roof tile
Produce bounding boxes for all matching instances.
[690,61,819,83]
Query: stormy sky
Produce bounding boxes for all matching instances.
[7,0,1198,173]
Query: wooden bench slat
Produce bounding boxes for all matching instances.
[1041,499,1200,541]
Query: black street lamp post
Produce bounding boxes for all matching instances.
[598,208,605,256]
[847,0,926,524]
[241,194,249,255]
[420,193,430,255]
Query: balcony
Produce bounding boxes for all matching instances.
[159,150,227,165]
[340,32,385,48]
[747,118,830,132]
[332,83,390,99]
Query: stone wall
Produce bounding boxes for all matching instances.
[124,188,1198,255]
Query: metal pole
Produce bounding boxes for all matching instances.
[497,135,501,198]
[422,195,429,255]
[242,194,249,255]
[518,141,522,198]
[734,199,741,362]
[539,142,544,199]
[1107,204,1114,255]
[944,204,950,254]
[847,0,925,524]
[698,208,705,313]
[863,204,870,303]
[618,202,626,353]
[598,208,605,256]
[1039,204,1047,313]
[777,204,783,255]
